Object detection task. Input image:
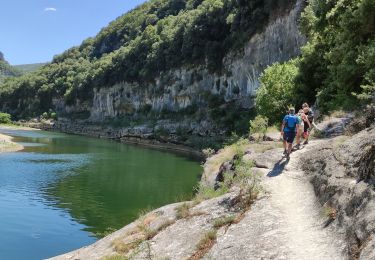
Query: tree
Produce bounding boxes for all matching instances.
[255,59,299,124]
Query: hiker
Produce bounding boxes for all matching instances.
[281,107,299,159]
[302,103,314,144]
[295,109,305,150]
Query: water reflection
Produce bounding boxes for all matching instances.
[0,129,201,259]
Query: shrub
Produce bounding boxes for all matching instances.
[0,112,11,124]
[194,184,229,203]
[41,112,48,119]
[249,115,268,142]
[50,112,57,120]
[202,148,215,158]
[231,159,262,210]
[256,59,299,124]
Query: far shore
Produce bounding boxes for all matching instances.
[0,124,39,153]
[0,133,23,153]
[15,121,205,159]
[0,124,40,131]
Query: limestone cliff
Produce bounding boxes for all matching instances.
[49,0,305,146]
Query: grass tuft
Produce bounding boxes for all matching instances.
[213,216,236,228]
[101,254,129,260]
[111,239,142,254]
[188,230,218,260]
[196,230,217,250]
[175,203,192,219]
[324,206,337,220]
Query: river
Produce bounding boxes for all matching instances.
[0,128,201,260]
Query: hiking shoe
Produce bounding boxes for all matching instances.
[303,140,309,145]
[295,144,301,150]
[286,152,290,159]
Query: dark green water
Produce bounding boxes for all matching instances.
[0,128,201,260]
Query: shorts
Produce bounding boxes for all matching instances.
[283,131,296,144]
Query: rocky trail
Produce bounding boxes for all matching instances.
[53,140,349,260]
[205,141,347,259]
[52,112,375,260]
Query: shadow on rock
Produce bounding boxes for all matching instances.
[267,158,289,177]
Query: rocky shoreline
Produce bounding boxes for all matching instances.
[17,120,205,159]
[50,110,375,260]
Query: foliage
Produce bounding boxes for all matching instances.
[249,115,268,141]
[0,112,12,124]
[296,0,375,112]
[256,0,375,116]
[13,63,46,74]
[175,202,192,219]
[41,110,58,120]
[213,215,235,228]
[194,183,229,202]
[202,147,215,157]
[255,59,299,124]
[0,0,292,118]
[0,60,21,82]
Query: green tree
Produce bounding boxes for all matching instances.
[249,115,268,142]
[0,112,12,124]
[296,0,375,112]
[255,59,299,124]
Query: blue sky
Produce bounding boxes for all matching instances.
[0,0,146,65]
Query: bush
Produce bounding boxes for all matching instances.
[249,115,268,142]
[41,112,48,119]
[0,112,11,124]
[255,59,299,124]
[296,0,375,113]
[50,112,57,120]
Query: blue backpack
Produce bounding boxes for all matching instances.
[285,115,298,132]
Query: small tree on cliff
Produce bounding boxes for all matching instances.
[249,115,268,142]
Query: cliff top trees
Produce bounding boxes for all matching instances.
[0,0,293,117]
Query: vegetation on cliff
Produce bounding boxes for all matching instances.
[0,59,21,82]
[0,0,294,118]
[256,0,375,123]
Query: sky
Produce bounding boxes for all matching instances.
[0,0,146,65]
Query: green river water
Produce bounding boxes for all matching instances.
[0,128,201,260]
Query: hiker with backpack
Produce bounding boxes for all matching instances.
[281,107,299,159]
[302,103,314,145]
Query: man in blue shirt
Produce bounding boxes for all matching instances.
[281,107,299,159]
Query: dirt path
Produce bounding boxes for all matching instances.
[206,140,347,259]
[265,141,347,259]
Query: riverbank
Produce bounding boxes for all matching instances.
[0,124,41,153]
[50,110,375,259]
[17,120,205,159]
[0,132,23,153]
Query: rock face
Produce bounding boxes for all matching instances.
[0,51,4,61]
[51,133,353,260]
[302,127,375,259]
[54,0,305,130]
